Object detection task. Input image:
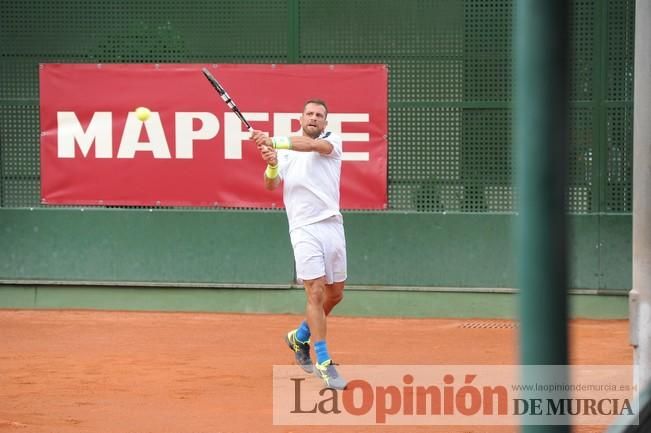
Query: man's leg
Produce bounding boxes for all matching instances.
[284,277,331,374]
[305,278,347,389]
[324,281,345,316]
[284,279,328,375]
[304,276,328,342]
[303,278,345,346]
[291,281,344,341]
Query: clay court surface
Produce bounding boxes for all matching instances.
[0,309,630,433]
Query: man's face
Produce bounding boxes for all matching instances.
[300,103,328,138]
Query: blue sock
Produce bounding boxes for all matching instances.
[314,340,331,365]
[295,320,311,343]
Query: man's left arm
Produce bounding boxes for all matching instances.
[261,135,332,155]
[281,136,332,155]
[251,131,339,156]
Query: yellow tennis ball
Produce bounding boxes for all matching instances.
[135,106,151,121]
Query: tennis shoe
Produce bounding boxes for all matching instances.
[285,330,313,373]
[314,360,347,390]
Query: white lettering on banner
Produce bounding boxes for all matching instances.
[117,112,171,159]
[56,112,373,160]
[224,112,269,159]
[57,112,112,158]
[327,113,370,161]
[175,112,220,159]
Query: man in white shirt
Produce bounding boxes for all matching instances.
[251,99,347,390]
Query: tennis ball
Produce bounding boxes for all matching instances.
[135,106,151,122]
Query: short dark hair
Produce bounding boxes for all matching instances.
[303,99,328,117]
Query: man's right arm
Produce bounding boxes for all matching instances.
[259,141,281,190]
[264,167,281,190]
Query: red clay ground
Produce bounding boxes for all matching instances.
[0,310,631,433]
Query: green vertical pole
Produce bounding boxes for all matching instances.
[514,1,570,432]
[287,0,300,63]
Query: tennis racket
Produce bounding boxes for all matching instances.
[201,67,253,131]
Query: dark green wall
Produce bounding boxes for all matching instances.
[0,208,293,285]
[0,208,631,291]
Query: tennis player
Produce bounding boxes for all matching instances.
[251,99,347,390]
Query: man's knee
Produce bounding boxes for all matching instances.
[326,283,345,305]
[328,290,344,305]
[304,278,327,305]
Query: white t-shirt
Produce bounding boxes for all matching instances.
[277,131,343,232]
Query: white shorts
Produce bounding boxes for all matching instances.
[289,216,347,284]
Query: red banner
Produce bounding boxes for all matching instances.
[39,64,388,208]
